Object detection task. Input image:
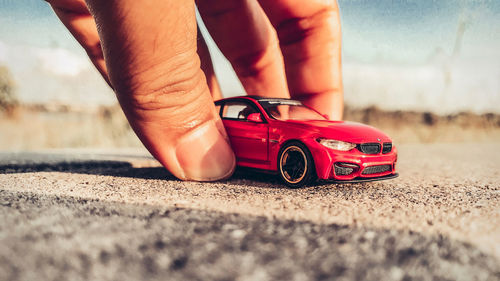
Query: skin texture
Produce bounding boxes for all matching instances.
[46,0,343,181]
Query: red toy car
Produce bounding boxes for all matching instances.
[215,96,398,187]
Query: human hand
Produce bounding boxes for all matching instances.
[47,0,343,181]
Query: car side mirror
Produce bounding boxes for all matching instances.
[247,113,263,122]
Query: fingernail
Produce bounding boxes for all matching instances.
[175,120,235,181]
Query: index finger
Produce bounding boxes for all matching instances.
[47,0,109,85]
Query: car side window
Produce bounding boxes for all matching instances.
[222,101,259,120]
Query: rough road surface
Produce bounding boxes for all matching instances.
[0,143,499,280]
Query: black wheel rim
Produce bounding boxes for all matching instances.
[280,146,307,184]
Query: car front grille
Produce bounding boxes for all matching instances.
[362,165,391,175]
[382,142,392,154]
[357,143,381,154]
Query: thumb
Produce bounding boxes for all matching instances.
[85,0,235,180]
[122,85,236,181]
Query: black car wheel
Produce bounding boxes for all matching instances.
[278,141,316,188]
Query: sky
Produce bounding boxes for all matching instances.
[0,0,499,113]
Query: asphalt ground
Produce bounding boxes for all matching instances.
[0,143,499,280]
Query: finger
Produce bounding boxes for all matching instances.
[84,0,235,181]
[196,0,289,98]
[258,0,343,120]
[46,0,110,86]
[197,28,222,100]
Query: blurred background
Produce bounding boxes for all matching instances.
[1,0,499,149]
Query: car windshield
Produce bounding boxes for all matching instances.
[258,99,327,121]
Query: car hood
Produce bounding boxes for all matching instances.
[280,120,392,143]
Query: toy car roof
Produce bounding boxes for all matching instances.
[222,95,302,104]
[245,95,295,101]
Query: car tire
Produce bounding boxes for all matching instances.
[277,141,316,188]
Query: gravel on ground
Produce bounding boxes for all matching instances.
[0,143,499,280]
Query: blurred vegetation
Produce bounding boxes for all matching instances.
[0,65,18,115]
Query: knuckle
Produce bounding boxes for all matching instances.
[85,42,104,60]
[197,0,246,18]
[46,0,89,14]
[231,47,279,78]
[116,51,212,127]
[125,70,204,113]
[276,6,339,46]
[116,49,201,102]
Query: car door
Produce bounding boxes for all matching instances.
[220,100,269,163]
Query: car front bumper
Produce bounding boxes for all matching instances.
[304,139,398,181]
[320,173,399,184]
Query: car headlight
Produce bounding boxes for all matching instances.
[317,138,356,151]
